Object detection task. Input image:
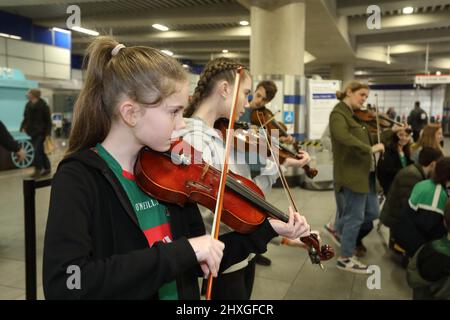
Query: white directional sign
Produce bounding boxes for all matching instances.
[415,74,450,84]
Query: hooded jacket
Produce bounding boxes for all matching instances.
[43,148,277,299]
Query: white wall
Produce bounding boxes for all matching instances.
[187,72,200,96]
[0,38,70,80]
[367,86,446,119]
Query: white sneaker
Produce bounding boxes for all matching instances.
[336,256,368,274]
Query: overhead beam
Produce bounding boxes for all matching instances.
[348,11,450,35]
[337,0,450,16]
[358,43,450,55]
[71,27,251,44]
[356,28,450,45]
[71,40,250,52]
[34,3,249,29]
[0,0,110,6]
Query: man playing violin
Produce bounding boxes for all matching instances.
[240,80,294,145]
[239,80,310,266]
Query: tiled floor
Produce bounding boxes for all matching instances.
[0,138,448,300]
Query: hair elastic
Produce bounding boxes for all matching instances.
[111,44,126,56]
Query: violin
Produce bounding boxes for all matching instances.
[134,139,334,264]
[250,107,319,179]
[214,118,271,158]
[251,107,290,137]
[353,108,405,133]
[214,118,318,179]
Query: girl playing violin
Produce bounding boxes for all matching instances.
[180,58,312,299]
[43,37,307,300]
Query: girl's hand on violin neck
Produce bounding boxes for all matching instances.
[279,135,294,144]
[269,206,310,240]
[188,235,225,278]
[371,143,385,154]
[281,237,308,249]
[284,150,311,168]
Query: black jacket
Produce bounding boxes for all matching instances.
[0,121,20,152]
[394,204,447,257]
[43,149,277,300]
[380,164,426,228]
[408,107,428,132]
[20,98,52,137]
[377,144,413,194]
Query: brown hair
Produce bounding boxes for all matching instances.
[256,80,278,102]
[67,36,187,155]
[391,129,412,160]
[416,124,443,151]
[336,81,369,101]
[432,157,450,186]
[184,57,248,118]
[29,89,41,99]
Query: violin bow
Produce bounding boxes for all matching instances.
[256,112,297,210]
[256,112,325,269]
[374,94,384,160]
[260,110,281,127]
[205,67,244,300]
[374,94,381,145]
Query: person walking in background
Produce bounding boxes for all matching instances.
[409,101,428,142]
[20,88,52,178]
[387,107,397,121]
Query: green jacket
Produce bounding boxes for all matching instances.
[329,101,375,193]
[380,164,427,228]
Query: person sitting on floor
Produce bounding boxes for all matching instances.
[407,198,450,300]
[394,157,450,258]
[380,147,443,253]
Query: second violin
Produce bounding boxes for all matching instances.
[250,108,319,179]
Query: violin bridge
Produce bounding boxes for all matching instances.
[201,164,210,180]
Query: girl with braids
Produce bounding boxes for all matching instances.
[177,57,312,299]
[43,38,306,300]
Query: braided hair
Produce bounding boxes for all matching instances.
[184,57,248,118]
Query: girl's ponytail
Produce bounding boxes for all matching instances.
[67,37,117,155]
[67,36,187,155]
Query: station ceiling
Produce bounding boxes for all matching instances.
[1,0,449,83]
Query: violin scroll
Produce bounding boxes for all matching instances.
[300,233,334,264]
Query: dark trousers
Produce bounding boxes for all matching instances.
[31,135,50,171]
[412,130,421,142]
[207,259,256,300]
[357,221,373,246]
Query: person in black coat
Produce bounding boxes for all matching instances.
[377,127,413,195]
[20,88,52,178]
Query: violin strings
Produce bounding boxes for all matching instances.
[226,177,289,222]
[162,142,289,222]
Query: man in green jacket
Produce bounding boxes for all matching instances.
[330,81,385,273]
